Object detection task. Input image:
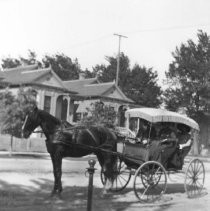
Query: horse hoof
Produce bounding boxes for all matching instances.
[50,191,63,200]
[50,190,57,197]
[101,189,112,198]
[56,193,63,200]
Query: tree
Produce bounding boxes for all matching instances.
[0,87,37,155]
[164,30,210,120]
[1,50,41,69]
[125,65,162,107]
[92,53,162,107]
[82,68,96,78]
[93,53,130,89]
[80,101,117,128]
[1,57,21,69]
[42,53,81,80]
[0,89,15,132]
[19,50,41,66]
[1,51,82,81]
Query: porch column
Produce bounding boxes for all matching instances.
[63,96,71,122]
[51,93,59,116]
[37,90,45,110]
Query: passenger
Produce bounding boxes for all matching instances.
[149,129,177,168]
[136,119,156,144]
[169,125,192,169]
[158,122,176,139]
[177,124,192,150]
[159,127,172,139]
[136,119,149,142]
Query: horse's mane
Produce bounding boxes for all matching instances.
[37,109,75,130]
[38,109,61,125]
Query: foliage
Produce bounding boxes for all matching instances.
[1,57,21,69]
[42,53,81,80]
[92,53,162,107]
[92,53,130,88]
[1,50,40,69]
[82,68,96,78]
[80,101,117,128]
[164,30,210,120]
[125,65,162,107]
[1,51,81,81]
[0,87,37,138]
[0,90,15,130]
[1,50,162,107]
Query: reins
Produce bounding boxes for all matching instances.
[31,125,87,134]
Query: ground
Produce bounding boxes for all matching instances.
[0,153,209,211]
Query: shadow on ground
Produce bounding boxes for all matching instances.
[0,179,207,211]
[0,178,140,211]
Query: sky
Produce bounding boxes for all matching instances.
[0,0,210,85]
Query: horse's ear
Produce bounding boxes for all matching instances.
[31,105,38,113]
[33,105,38,111]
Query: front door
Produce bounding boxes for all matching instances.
[55,96,67,121]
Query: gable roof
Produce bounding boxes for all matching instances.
[79,81,115,96]
[0,64,134,103]
[64,77,133,103]
[63,77,98,92]
[0,64,50,85]
[0,64,76,93]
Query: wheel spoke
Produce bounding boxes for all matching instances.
[117,176,124,187]
[185,159,205,198]
[194,164,202,175]
[140,184,150,199]
[193,161,197,172]
[186,170,194,177]
[186,179,194,186]
[195,180,203,189]
[189,164,194,173]
[196,169,204,177]
[153,184,165,195]
[118,175,128,183]
[134,161,166,203]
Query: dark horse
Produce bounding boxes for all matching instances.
[22,107,117,197]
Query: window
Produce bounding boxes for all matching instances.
[44,96,51,113]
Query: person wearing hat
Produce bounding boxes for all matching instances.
[177,124,192,150]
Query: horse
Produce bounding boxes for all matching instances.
[22,106,118,197]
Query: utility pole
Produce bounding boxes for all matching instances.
[114,33,128,86]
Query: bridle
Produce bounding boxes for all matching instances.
[22,114,43,134]
[22,115,28,131]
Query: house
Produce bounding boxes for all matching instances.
[63,74,134,125]
[0,64,135,127]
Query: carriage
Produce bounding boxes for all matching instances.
[101,108,205,203]
[22,106,205,203]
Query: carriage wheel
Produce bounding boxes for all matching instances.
[100,158,132,192]
[184,158,205,198]
[133,161,167,203]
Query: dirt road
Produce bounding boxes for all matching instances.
[0,154,209,211]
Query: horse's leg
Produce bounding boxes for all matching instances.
[50,151,63,197]
[104,155,117,192]
[97,153,117,195]
[50,153,57,196]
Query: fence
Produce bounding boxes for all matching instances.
[0,134,47,153]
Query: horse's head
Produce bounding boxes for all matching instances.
[22,106,40,139]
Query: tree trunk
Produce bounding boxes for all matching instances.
[192,131,199,155]
[26,138,31,152]
[9,135,13,157]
